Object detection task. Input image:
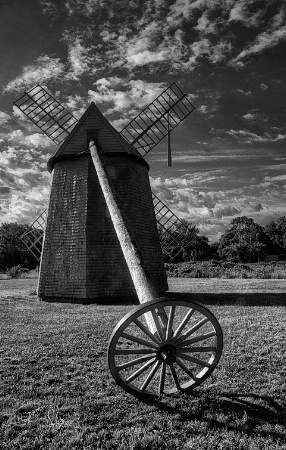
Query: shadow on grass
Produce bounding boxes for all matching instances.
[166,291,286,306]
[139,391,286,440]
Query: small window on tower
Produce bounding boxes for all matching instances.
[106,166,116,179]
[86,129,99,146]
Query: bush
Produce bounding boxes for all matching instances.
[6,265,29,279]
[0,222,38,272]
[165,261,286,279]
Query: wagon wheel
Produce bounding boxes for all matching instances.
[108,298,223,397]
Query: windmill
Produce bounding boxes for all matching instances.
[16,83,195,267]
[13,83,223,397]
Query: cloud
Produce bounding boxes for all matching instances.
[214,204,240,219]
[221,129,286,144]
[88,78,166,118]
[194,11,217,34]
[63,94,88,119]
[0,147,18,166]
[243,113,256,120]
[150,175,217,222]
[3,55,66,93]
[0,167,17,186]
[231,23,286,65]
[0,187,50,225]
[228,1,263,28]
[234,89,252,96]
[0,112,12,127]
[63,35,99,80]
[63,0,101,17]
[168,0,206,25]
[242,111,269,122]
[24,133,52,148]
[4,129,52,151]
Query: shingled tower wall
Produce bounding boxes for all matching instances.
[38,103,168,303]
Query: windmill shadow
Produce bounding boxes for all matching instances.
[165,291,286,306]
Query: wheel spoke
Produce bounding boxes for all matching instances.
[151,310,165,341]
[126,357,156,383]
[166,305,176,339]
[140,360,161,392]
[176,317,210,345]
[156,307,168,338]
[177,346,216,353]
[179,331,216,348]
[121,332,158,349]
[117,354,155,371]
[177,352,211,368]
[134,318,161,345]
[114,348,156,355]
[159,362,166,396]
[173,308,195,337]
[170,364,181,391]
[176,358,196,381]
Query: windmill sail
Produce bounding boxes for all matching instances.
[20,209,47,261]
[153,193,191,260]
[14,85,77,146]
[14,83,195,262]
[120,82,195,157]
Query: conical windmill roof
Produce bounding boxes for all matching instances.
[47,102,148,172]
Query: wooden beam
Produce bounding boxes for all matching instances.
[89,140,159,308]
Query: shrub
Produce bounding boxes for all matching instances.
[6,265,29,279]
[165,261,286,279]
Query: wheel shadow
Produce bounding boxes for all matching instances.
[139,391,286,440]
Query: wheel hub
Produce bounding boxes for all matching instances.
[157,343,177,365]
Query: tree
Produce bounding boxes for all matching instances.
[218,216,267,263]
[264,216,286,257]
[0,222,38,271]
[158,219,210,263]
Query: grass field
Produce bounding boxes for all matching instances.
[0,279,286,449]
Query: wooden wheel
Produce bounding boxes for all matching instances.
[108,298,223,397]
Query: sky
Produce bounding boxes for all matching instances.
[0,0,285,242]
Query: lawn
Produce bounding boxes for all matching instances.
[0,279,286,449]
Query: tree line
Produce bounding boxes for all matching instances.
[0,216,286,271]
[159,216,286,263]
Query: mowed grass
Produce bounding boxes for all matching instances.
[0,285,286,449]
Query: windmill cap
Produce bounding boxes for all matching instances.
[47,102,149,172]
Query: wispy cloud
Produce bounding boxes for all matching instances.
[213,129,286,144]
[231,5,286,66]
[3,56,66,94]
[0,111,12,127]
[228,0,264,28]
[88,78,166,122]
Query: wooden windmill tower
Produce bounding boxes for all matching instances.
[15,83,195,304]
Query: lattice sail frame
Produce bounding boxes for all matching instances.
[153,194,193,260]
[20,209,47,262]
[15,83,194,261]
[14,85,78,146]
[120,83,195,157]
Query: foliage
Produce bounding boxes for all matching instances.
[265,216,286,254]
[166,260,286,279]
[158,219,210,263]
[6,264,29,279]
[0,293,285,449]
[0,222,38,271]
[218,216,267,263]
